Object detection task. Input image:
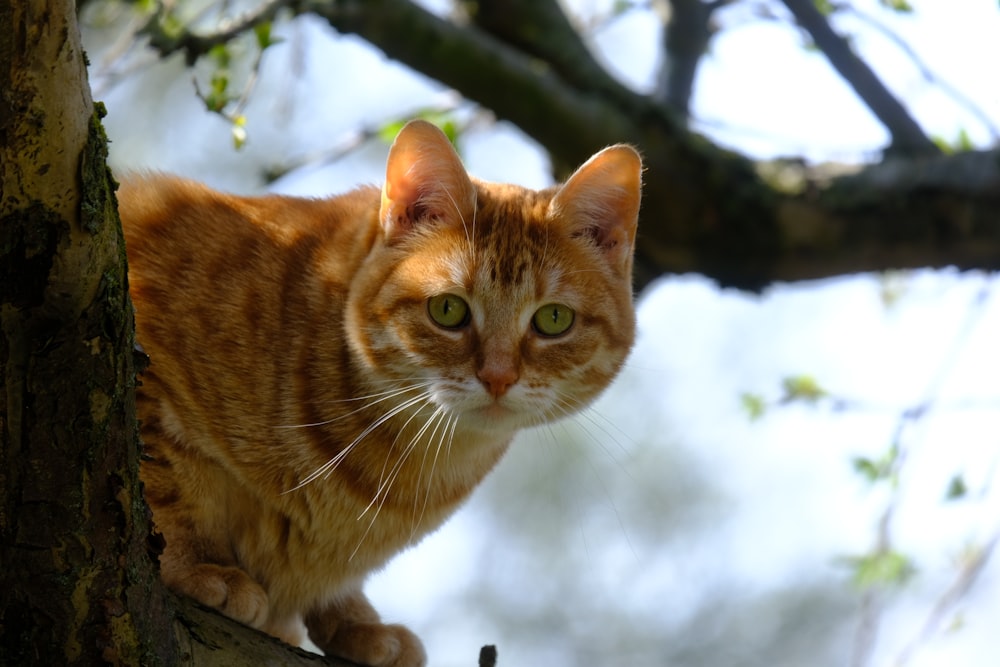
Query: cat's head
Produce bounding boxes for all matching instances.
[346,120,641,435]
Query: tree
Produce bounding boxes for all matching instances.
[3,0,998,665]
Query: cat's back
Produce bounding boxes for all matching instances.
[119,174,380,271]
[119,174,382,443]
[120,174,384,336]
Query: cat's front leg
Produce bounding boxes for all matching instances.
[305,589,426,667]
[165,559,271,629]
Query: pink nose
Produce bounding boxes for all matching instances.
[477,366,519,399]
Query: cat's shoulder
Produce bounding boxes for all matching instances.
[119,172,378,208]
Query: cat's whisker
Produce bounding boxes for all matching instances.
[410,410,455,538]
[441,185,475,261]
[363,397,440,518]
[555,389,637,455]
[557,267,609,278]
[544,396,640,561]
[287,446,355,492]
[276,380,438,429]
[285,390,436,494]
[349,404,444,561]
[548,392,638,486]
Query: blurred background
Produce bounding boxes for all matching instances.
[79,1,1000,665]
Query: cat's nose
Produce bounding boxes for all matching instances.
[477,365,519,399]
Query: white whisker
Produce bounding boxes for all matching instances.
[361,400,440,519]
[349,402,443,561]
[283,388,436,494]
[275,380,438,429]
[544,394,639,562]
[410,411,455,538]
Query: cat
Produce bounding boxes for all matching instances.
[119,120,641,667]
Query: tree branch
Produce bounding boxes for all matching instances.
[846,4,1000,141]
[769,150,1000,282]
[175,598,361,666]
[459,0,613,98]
[655,0,725,119]
[779,0,939,156]
[307,0,651,163]
[141,0,287,65]
[137,0,1000,291]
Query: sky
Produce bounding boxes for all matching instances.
[81,1,1000,665]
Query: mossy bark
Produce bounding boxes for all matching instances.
[0,1,175,663]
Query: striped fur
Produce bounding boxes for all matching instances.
[120,121,641,666]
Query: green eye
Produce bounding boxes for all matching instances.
[428,293,470,329]
[532,303,575,337]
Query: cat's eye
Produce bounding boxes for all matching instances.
[532,303,575,337]
[427,293,470,329]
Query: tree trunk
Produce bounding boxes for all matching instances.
[0,0,180,663]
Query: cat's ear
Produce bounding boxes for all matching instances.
[549,145,642,271]
[379,120,476,243]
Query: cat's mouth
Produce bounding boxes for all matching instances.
[444,395,520,428]
[476,402,515,420]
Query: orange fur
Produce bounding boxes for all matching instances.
[119,121,641,666]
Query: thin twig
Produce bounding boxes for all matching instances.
[143,0,289,65]
[478,644,498,667]
[849,276,997,667]
[263,99,468,183]
[843,6,1000,141]
[779,0,939,156]
[895,527,1000,666]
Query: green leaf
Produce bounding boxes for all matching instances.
[377,111,463,148]
[852,456,883,483]
[611,0,634,16]
[160,12,185,40]
[781,375,827,403]
[253,21,282,50]
[377,118,409,144]
[740,393,767,421]
[879,0,913,12]
[209,44,231,68]
[231,115,248,150]
[956,128,974,151]
[945,474,968,500]
[851,442,899,484]
[932,128,975,154]
[844,550,915,589]
[203,73,231,112]
[812,0,836,16]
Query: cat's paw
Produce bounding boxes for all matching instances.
[309,620,426,667]
[171,563,270,629]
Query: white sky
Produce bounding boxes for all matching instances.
[85,1,1000,664]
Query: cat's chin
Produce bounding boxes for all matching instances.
[457,402,534,433]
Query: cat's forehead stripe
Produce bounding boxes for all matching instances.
[476,189,551,287]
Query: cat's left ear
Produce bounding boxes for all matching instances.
[549,145,642,272]
[380,120,477,244]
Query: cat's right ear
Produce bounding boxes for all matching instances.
[379,120,477,244]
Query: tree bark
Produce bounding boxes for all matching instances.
[0,0,178,663]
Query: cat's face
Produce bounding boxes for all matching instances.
[346,121,641,436]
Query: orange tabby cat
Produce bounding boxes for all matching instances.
[119,120,641,666]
